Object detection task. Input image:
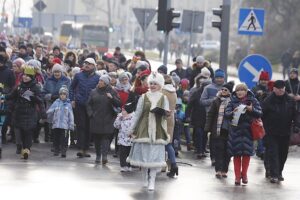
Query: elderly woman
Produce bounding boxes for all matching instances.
[87,75,121,164]
[42,64,71,142]
[225,83,262,185]
[127,72,170,191]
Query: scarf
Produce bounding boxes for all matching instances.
[216,96,230,136]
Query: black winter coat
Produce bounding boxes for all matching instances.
[225,90,262,157]
[186,83,208,128]
[87,86,121,135]
[204,96,230,140]
[262,92,295,136]
[6,80,45,130]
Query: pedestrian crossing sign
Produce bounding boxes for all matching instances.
[238,8,265,36]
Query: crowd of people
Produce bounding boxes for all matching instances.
[0,37,299,191]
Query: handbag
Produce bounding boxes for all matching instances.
[251,118,265,140]
[290,126,300,146]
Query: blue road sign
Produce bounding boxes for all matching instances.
[18,17,33,28]
[238,8,264,36]
[238,54,272,88]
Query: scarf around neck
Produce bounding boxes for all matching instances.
[216,96,230,136]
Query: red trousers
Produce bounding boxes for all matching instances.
[233,156,250,179]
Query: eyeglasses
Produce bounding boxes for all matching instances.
[221,88,229,92]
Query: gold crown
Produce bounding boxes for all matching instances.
[23,66,36,76]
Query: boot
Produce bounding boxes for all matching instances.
[0,148,2,159]
[167,163,178,178]
[142,168,149,188]
[22,148,30,160]
[148,169,157,191]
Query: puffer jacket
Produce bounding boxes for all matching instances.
[6,79,46,130]
[225,90,262,157]
[69,71,100,106]
[47,98,74,131]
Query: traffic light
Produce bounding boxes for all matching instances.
[166,8,181,32]
[212,6,222,31]
[156,0,170,31]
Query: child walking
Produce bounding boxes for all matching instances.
[47,86,74,157]
[114,103,134,172]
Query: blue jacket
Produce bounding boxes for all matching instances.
[69,72,100,106]
[225,90,262,157]
[47,98,74,131]
[42,75,71,100]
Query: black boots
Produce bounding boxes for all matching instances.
[167,164,178,178]
[0,148,2,159]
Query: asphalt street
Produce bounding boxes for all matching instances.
[0,143,299,200]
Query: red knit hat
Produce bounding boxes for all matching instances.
[53,57,62,65]
[259,71,270,81]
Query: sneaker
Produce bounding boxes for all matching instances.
[22,148,30,160]
[61,154,66,158]
[215,172,222,179]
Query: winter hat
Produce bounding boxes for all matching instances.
[200,67,211,78]
[158,65,168,75]
[99,74,111,85]
[171,72,181,86]
[235,83,248,91]
[119,72,130,81]
[136,60,149,70]
[290,68,298,75]
[222,81,235,93]
[23,65,36,77]
[52,63,65,73]
[259,71,270,81]
[95,69,108,77]
[148,72,165,88]
[108,71,118,79]
[180,79,190,88]
[13,58,25,68]
[124,102,135,114]
[273,80,285,89]
[108,59,120,68]
[183,90,190,97]
[214,69,225,78]
[27,59,41,71]
[196,56,205,63]
[53,57,62,65]
[72,67,81,75]
[59,85,69,96]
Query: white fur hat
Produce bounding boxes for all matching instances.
[148,72,165,88]
[200,67,211,78]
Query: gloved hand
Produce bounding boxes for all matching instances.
[44,94,52,101]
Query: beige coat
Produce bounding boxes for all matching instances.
[162,84,177,141]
